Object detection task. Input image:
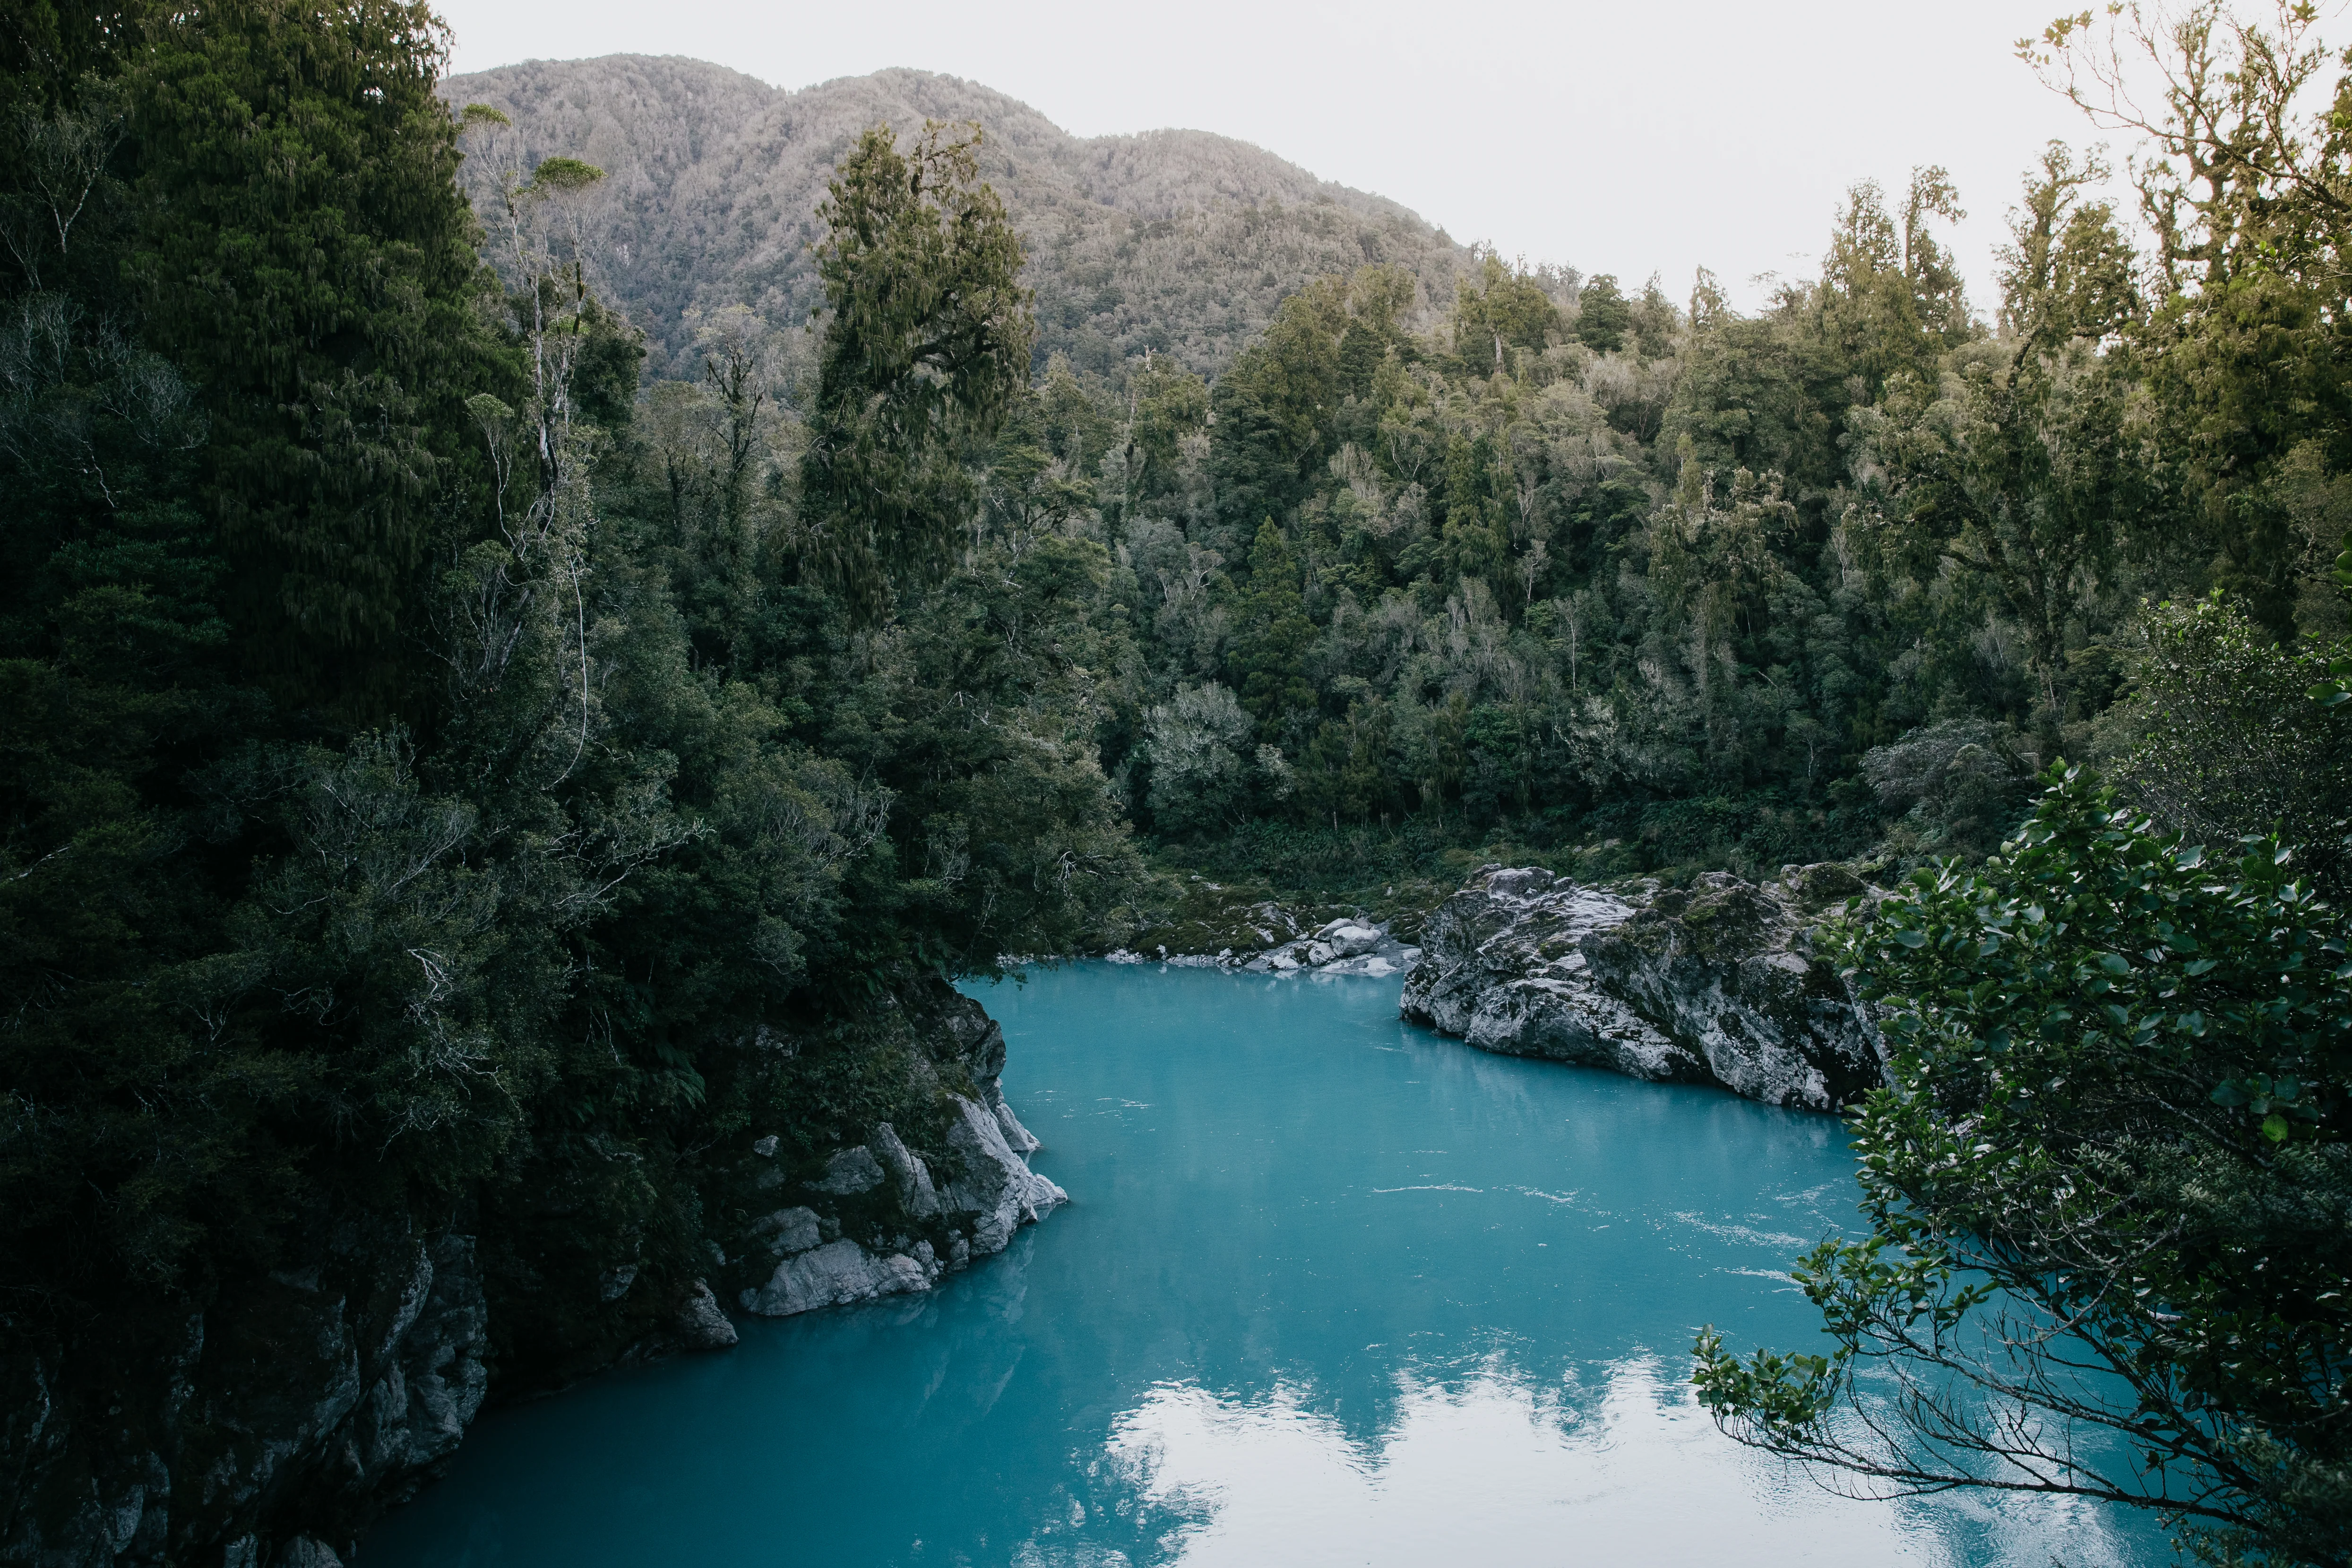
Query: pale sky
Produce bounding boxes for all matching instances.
[438,0,2156,316]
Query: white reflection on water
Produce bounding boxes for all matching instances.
[1020,1359,2137,1568]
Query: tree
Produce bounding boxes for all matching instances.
[1820,171,1974,396]
[1857,336,2142,729]
[2021,0,2344,295]
[1696,768,2352,1566]
[2116,594,2352,895]
[1852,154,2147,734]
[1997,142,2141,350]
[1573,273,1631,353]
[1143,682,1256,836]
[130,0,502,714]
[798,121,1033,622]
[1453,252,1558,374]
[2025,0,2352,637]
[1226,519,1317,732]
[1208,276,1348,535]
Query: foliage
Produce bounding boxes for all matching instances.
[131,0,502,712]
[1695,768,2352,1563]
[879,114,2291,883]
[800,121,1033,621]
[2113,595,2352,895]
[0,13,1140,1502]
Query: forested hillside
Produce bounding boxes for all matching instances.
[466,55,2350,897]
[438,55,1472,378]
[836,170,2347,890]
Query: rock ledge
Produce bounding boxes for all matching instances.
[1399,864,1884,1111]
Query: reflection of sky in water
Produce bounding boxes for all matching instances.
[362,965,2163,1568]
[1033,1363,2132,1567]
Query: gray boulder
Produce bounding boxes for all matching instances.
[741,1240,934,1316]
[734,1087,1065,1320]
[868,1123,946,1217]
[1400,865,1884,1111]
[944,1094,1068,1255]
[749,1206,823,1256]
[811,1145,886,1195]
[672,1283,739,1351]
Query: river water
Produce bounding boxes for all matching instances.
[363,964,2162,1567]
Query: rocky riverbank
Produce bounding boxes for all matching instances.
[721,1004,1065,1320]
[0,979,1061,1568]
[1108,910,1422,977]
[1399,864,1886,1111]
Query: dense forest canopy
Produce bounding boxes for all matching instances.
[463,44,2347,882]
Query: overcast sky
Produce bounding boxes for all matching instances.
[438,0,2159,316]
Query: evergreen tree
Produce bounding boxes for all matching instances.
[799,121,1033,622]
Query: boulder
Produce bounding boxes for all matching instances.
[740,1240,934,1317]
[749,1206,822,1255]
[811,1145,886,1195]
[990,1095,1042,1156]
[1400,865,1884,1111]
[944,1094,1068,1255]
[1233,916,1422,978]
[868,1123,945,1218]
[672,1283,739,1351]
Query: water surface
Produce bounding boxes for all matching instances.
[364,964,2158,1566]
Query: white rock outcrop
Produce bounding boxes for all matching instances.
[944,1094,1068,1253]
[737,1093,1064,1318]
[1400,864,1886,1111]
[750,1205,823,1255]
[869,1122,945,1217]
[743,1238,934,1315]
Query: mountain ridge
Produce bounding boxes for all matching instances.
[439,55,1473,375]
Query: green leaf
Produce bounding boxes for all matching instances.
[2261,1114,2291,1143]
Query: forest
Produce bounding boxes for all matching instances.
[3,0,2350,1563]
[937,148,2350,895]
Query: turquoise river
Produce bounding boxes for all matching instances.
[362,963,2166,1567]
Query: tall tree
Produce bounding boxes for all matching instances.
[798,120,1033,623]
[130,0,504,713]
[2026,0,2352,636]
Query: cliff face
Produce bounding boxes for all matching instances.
[1400,866,1885,1111]
[0,1226,489,1568]
[0,981,1058,1568]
